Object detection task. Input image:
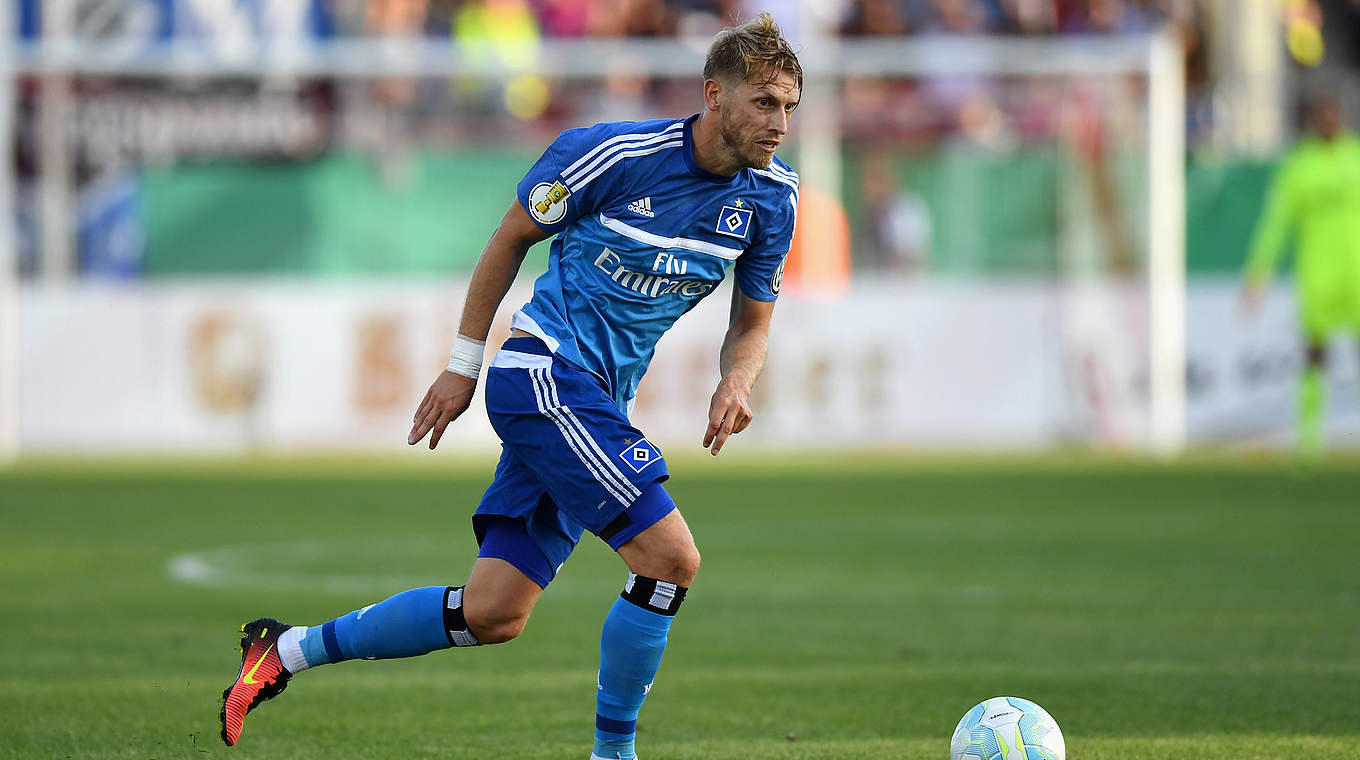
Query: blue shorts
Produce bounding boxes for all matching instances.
[472,337,674,588]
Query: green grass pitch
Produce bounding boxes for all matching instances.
[2,453,1358,759]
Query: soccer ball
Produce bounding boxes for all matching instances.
[949,696,1065,760]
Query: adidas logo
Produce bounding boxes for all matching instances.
[627,197,655,217]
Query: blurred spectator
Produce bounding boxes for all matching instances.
[455,0,543,72]
[454,0,550,124]
[1057,0,1155,34]
[914,0,1004,145]
[841,0,912,35]
[582,0,676,36]
[537,0,594,36]
[994,0,1057,33]
[368,0,434,105]
[919,0,990,33]
[674,0,745,38]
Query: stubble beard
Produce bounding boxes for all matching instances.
[719,107,774,170]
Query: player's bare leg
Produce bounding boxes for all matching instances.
[220,557,541,746]
[592,508,700,760]
[616,510,701,587]
[462,557,544,643]
[1299,341,1327,455]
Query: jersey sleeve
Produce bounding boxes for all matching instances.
[735,189,797,302]
[516,127,610,234]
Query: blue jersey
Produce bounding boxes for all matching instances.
[512,114,798,411]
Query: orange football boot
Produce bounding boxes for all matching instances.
[220,618,293,746]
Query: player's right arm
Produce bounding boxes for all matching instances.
[408,199,552,450]
[1241,158,1297,317]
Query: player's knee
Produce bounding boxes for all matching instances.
[662,542,701,587]
[462,600,530,644]
[618,505,701,586]
[680,544,701,585]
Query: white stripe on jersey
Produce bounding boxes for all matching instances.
[510,311,561,352]
[788,191,798,212]
[561,121,684,182]
[490,350,553,370]
[764,162,800,182]
[563,128,684,187]
[752,167,800,195]
[599,213,744,261]
[568,140,684,192]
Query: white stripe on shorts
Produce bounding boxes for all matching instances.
[529,368,637,507]
[527,368,616,502]
[532,375,631,507]
[539,367,640,500]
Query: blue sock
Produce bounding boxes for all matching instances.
[593,575,687,760]
[297,585,478,667]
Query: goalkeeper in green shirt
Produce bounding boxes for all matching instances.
[1243,96,1360,452]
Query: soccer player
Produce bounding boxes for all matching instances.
[1242,94,1360,453]
[220,14,801,760]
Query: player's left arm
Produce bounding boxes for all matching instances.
[704,288,777,456]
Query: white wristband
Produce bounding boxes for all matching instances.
[446,334,486,380]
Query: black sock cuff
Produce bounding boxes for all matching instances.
[620,573,688,616]
[442,586,480,647]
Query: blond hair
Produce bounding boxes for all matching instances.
[703,13,802,91]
